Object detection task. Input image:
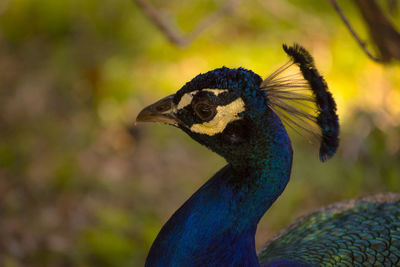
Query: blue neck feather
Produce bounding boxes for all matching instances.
[145,110,293,267]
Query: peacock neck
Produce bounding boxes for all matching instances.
[145,111,293,267]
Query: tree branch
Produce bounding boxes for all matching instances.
[353,0,400,62]
[134,0,186,46]
[133,0,241,47]
[329,0,384,62]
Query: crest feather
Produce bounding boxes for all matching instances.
[261,44,339,161]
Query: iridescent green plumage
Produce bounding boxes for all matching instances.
[259,194,400,266]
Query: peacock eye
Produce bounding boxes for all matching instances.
[193,101,216,121]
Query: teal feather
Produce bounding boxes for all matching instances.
[259,194,400,266]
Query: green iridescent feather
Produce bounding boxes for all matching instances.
[259,194,400,266]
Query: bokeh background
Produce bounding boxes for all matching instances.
[1,0,400,266]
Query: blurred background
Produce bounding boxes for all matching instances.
[0,0,400,266]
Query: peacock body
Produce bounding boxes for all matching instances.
[259,195,400,266]
[136,44,400,267]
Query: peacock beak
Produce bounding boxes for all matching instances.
[136,94,178,125]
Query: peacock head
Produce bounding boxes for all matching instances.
[136,67,276,162]
[137,44,340,164]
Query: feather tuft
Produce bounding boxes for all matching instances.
[261,44,339,161]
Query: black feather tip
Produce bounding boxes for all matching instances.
[282,44,339,161]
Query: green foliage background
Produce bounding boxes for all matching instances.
[0,0,399,266]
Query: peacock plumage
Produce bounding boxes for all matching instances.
[136,44,400,267]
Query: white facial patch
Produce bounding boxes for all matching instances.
[176,89,229,110]
[190,97,245,136]
[203,89,228,96]
[177,92,195,110]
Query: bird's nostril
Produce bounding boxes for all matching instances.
[155,102,170,112]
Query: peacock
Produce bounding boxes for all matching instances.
[136,44,400,267]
